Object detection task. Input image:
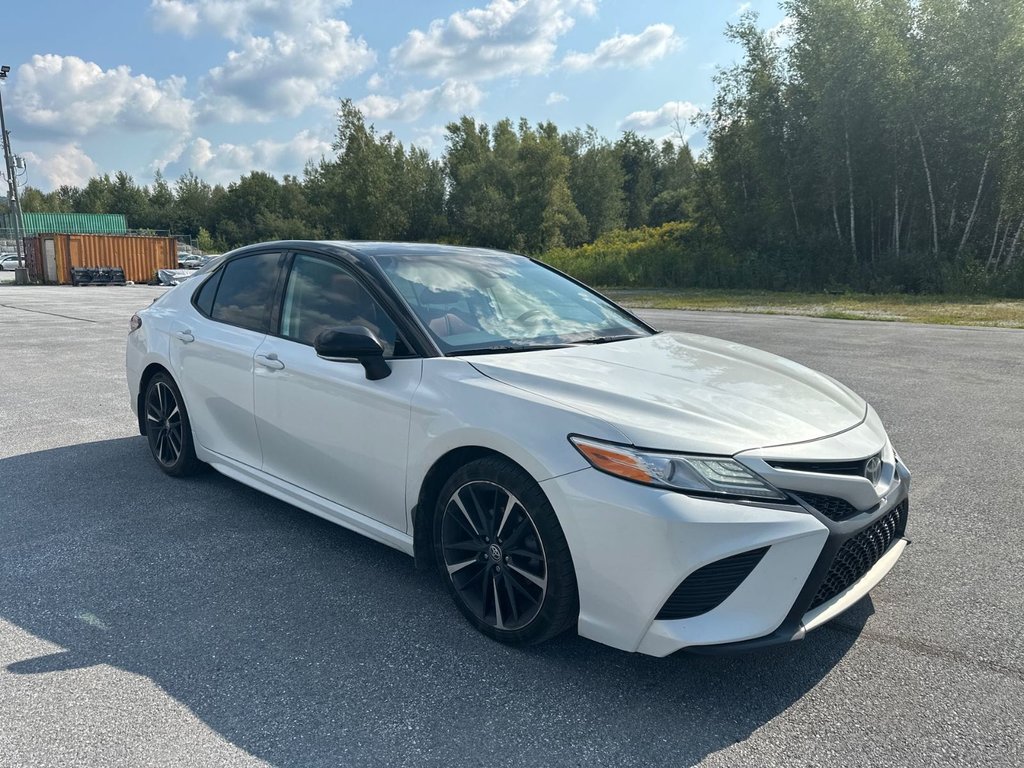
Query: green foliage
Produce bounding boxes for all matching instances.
[172,172,213,236]
[195,227,216,253]
[616,132,658,229]
[562,127,625,241]
[19,98,696,259]
[701,0,1024,295]
[16,2,1024,297]
[302,99,447,242]
[543,222,734,288]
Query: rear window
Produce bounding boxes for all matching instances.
[193,269,222,317]
[209,252,281,333]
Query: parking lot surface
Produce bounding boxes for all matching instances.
[1,285,1022,767]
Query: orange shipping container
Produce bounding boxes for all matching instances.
[25,233,178,285]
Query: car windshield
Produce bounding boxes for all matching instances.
[372,250,651,354]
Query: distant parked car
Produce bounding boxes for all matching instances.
[0,253,21,270]
[178,254,205,269]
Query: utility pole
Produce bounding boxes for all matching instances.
[0,64,27,285]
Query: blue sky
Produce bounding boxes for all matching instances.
[2,0,786,191]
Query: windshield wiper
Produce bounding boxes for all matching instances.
[455,343,574,356]
[456,336,642,354]
[572,334,643,344]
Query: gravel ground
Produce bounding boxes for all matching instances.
[1,286,1021,767]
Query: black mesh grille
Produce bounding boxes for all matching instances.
[811,502,907,608]
[657,547,769,620]
[770,458,869,476]
[794,492,862,521]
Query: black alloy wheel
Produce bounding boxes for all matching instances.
[144,372,202,477]
[435,457,578,645]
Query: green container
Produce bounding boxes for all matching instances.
[2,212,128,235]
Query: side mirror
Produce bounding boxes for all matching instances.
[314,325,391,380]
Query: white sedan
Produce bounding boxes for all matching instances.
[126,241,910,655]
[0,253,21,270]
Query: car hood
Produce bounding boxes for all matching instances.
[467,332,866,455]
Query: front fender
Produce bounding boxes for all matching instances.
[405,358,628,527]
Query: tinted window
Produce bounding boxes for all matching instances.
[280,254,402,356]
[193,268,222,317]
[210,252,280,332]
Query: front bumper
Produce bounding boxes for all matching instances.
[542,459,910,657]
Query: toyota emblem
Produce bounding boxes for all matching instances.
[865,455,882,485]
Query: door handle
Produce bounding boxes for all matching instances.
[255,353,285,370]
[175,330,195,343]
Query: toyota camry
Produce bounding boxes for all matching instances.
[126,241,910,655]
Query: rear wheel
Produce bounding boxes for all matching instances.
[434,457,578,645]
[144,372,202,477]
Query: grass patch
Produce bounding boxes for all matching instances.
[603,289,1024,328]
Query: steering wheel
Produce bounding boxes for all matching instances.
[515,309,553,325]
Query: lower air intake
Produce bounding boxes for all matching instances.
[794,492,861,521]
[811,501,908,608]
[656,547,769,620]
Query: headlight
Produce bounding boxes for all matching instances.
[569,436,785,501]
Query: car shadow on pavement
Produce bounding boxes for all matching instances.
[1,438,869,767]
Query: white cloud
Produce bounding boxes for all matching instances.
[733,2,752,16]
[187,137,216,169]
[355,94,400,120]
[150,0,200,35]
[356,80,483,121]
[151,137,190,173]
[150,0,352,40]
[620,100,700,131]
[409,125,448,154]
[197,20,375,122]
[769,16,795,46]
[391,0,597,81]
[366,72,386,90]
[545,91,568,105]
[11,55,193,138]
[656,128,697,147]
[22,144,99,189]
[181,130,332,183]
[152,1,373,122]
[564,23,681,71]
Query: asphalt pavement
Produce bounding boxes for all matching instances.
[1,285,1021,767]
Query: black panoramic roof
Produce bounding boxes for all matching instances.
[230,239,526,266]
[332,241,521,258]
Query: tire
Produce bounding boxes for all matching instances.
[434,456,578,646]
[143,372,203,477]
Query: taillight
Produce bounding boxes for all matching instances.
[129,314,142,333]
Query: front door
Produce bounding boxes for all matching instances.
[253,253,422,532]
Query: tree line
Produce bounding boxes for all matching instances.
[21,99,696,258]
[702,0,1024,293]
[20,0,1024,295]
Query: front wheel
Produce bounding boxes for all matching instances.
[434,457,578,645]
[143,372,203,477]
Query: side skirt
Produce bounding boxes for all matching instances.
[200,448,415,557]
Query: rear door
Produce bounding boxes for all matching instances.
[171,250,283,468]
